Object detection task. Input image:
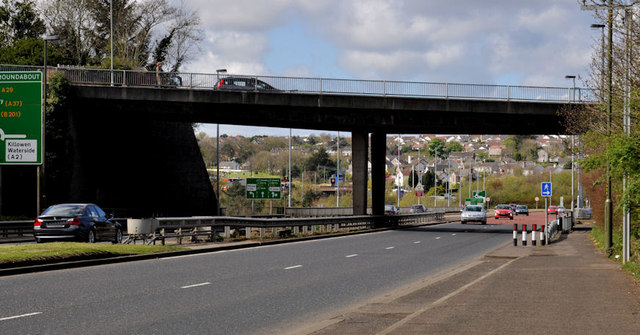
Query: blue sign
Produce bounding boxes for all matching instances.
[541,182,552,197]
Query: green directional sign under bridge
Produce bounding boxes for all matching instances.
[0,71,42,165]
[246,178,282,200]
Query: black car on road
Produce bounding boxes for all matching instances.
[34,203,123,243]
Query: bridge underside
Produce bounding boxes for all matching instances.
[0,86,573,218]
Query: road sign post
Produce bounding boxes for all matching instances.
[0,72,43,165]
[246,178,282,200]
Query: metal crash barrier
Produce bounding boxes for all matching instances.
[122,212,445,245]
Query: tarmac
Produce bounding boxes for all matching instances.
[2,226,640,334]
[305,230,640,334]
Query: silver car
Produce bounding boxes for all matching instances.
[461,205,487,224]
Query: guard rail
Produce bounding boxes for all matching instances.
[127,211,446,245]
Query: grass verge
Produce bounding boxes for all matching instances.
[590,225,640,281]
[0,243,186,265]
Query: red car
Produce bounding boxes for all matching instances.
[494,204,514,220]
[548,205,558,215]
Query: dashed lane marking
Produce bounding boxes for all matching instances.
[181,282,211,289]
[284,265,303,270]
[0,312,42,321]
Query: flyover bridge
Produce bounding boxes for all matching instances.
[1,65,593,219]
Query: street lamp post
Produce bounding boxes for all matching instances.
[565,75,576,212]
[110,0,114,86]
[40,35,60,215]
[582,0,615,253]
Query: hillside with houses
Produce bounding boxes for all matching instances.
[196,132,576,211]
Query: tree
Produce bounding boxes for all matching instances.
[428,138,446,159]
[564,2,640,260]
[447,141,464,153]
[305,148,334,171]
[42,0,202,70]
[0,0,45,45]
[0,38,64,65]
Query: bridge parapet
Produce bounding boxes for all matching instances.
[1,64,596,103]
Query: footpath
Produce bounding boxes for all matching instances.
[307,230,640,335]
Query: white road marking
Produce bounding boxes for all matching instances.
[180,282,211,289]
[0,312,42,321]
[385,247,395,250]
[284,265,303,270]
[413,241,421,244]
[346,254,359,258]
[435,237,441,240]
[452,234,457,236]
[376,258,519,335]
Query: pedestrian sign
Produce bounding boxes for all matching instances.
[246,178,281,200]
[541,182,552,197]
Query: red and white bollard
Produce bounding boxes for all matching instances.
[522,224,527,246]
[541,224,546,246]
[513,224,518,246]
[532,224,537,246]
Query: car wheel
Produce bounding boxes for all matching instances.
[481,221,486,225]
[35,237,42,243]
[461,221,466,224]
[88,229,96,243]
[113,229,123,244]
[510,216,514,220]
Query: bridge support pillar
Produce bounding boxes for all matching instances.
[352,131,369,216]
[371,132,387,221]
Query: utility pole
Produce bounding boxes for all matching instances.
[581,0,638,255]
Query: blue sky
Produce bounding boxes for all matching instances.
[180,0,598,137]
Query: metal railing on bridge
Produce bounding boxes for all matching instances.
[1,64,597,103]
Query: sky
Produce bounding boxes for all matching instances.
[173,0,599,137]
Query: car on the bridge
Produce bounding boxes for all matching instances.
[33,203,123,244]
[410,204,426,213]
[557,205,566,214]
[216,77,277,91]
[461,205,486,224]
[494,204,514,220]
[384,205,398,215]
[515,204,529,216]
[548,205,558,215]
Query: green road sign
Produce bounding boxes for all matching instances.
[246,178,282,200]
[472,190,486,198]
[465,198,484,205]
[0,71,42,165]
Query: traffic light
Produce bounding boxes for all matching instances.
[330,177,336,186]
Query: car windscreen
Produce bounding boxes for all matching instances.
[496,205,510,209]
[42,204,85,216]
[464,206,482,212]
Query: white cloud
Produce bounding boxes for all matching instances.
[177,0,595,86]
